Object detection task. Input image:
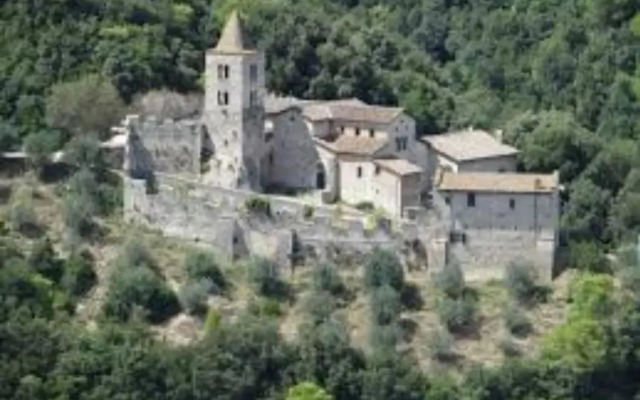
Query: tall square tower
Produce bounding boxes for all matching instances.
[202,11,266,190]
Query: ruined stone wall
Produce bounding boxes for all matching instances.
[124,173,440,270]
[449,229,555,284]
[122,115,201,179]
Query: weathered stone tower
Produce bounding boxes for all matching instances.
[202,10,266,190]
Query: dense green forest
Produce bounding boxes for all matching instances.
[1,0,640,399]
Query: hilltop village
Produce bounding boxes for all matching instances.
[116,11,560,282]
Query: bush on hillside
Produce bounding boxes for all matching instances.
[245,196,271,217]
[246,257,285,298]
[370,285,401,326]
[437,294,477,334]
[427,329,456,362]
[306,291,337,325]
[369,322,400,350]
[364,247,404,292]
[10,200,40,236]
[178,279,213,316]
[118,238,156,269]
[61,249,96,297]
[433,262,465,299]
[503,302,533,337]
[28,237,63,283]
[102,267,179,323]
[312,262,343,296]
[184,250,226,294]
[505,261,544,305]
[63,192,97,239]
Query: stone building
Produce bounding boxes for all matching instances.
[421,128,518,174]
[113,10,562,282]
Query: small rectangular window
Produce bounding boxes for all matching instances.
[375,165,381,175]
[355,127,361,136]
[223,92,229,105]
[509,198,515,209]
[249,90,257,107]
[224,65,230,78]
[357,166,362,178]
[340,126,345,133]
[445,196,450,205]
[467,193,475,207]
[369,129,375,138]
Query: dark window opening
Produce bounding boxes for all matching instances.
[445,196,450,205]
[223,92,229,105]
[269,152,274,165]
[224,65,230,78]
[467,193,475,207]
[357,166,362,178]
[249,64,258,83]
[355,127,361,136]
[250,90,257,107]
[509,198,515,209]
[375,165,381,175]
[369,129,375,138]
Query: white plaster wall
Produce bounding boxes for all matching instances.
[334,121,389,141]
[443,191,559,232]
[388,115,416,156]
[339,159,375,205]
[371,169,402,217]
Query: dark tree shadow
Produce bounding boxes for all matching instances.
[401,282,424,310]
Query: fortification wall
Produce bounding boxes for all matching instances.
[121,115,201,179]
[449,229,555,283]
[124,173,554,282]
[124,173,441,269]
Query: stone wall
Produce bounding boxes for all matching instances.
[122,115,201,179]
[449,229,555,284]
[124,173,442,270]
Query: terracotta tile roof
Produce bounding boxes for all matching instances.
[315,135,387,156]
[374,158,423,176]
[303,99,403,124]
[421,129,518,162]
[436,171,558,193]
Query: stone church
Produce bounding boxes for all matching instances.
[199,11,430,218]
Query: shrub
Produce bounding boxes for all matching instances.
[427,329,456,362]
[245,196,271,217]
[178,279,213,316]
[437,294,477,333]
[499,336,522,358]
[246,257,283,297]
[433,262,465,299]
[61,249,96,297]
[505,261,541,304]
[248,297,282,317]
[28,237,63,283]
[369,322,400,350]
[620,265,640,293]
[303,204,315,220]
[102,267,179,323]
[119,239,155,269]
[285,382,333,400]
[568,241,608,273]
[364,247,404,291]
[355,201,375,212]
[306,291,337,325]
[503,302,532,337]
[311,262,343,295]
[63,135,106,172]
[203,307,222,335]
[370,285,401,326]
[63,192,96,239]
[24,129,62,174]
[10,201,39,235]
[184,251,226,294]
[568,273,614,320]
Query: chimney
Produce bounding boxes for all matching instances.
[494,129,504,143]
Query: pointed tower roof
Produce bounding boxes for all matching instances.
[214,10,254,53]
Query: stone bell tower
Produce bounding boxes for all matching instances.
[202,10,266,190]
